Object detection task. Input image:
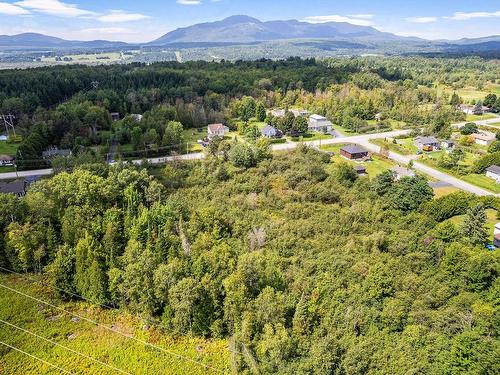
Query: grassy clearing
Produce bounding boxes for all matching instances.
[436,84,493,102]
[433,186,460,198]
[0,142,19,156]
[465,113,497,122]
[290,132,332,142]
[0,274,229,375]
[447,208,498,236]
[320,144,396,177]
[370,138,417,155]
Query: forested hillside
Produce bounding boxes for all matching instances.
[1,147,499,373]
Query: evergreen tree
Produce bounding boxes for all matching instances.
[461,205,488,246]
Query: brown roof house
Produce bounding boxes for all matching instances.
[340,144,369,160]
[207,124,229,140]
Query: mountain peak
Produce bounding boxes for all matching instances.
[221,15,261,24]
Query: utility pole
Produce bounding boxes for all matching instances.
[0,114,16,138]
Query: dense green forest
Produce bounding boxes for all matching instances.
[1,57,499,169]
[1,146,499,373]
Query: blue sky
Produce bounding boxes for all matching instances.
[0,0,499,42]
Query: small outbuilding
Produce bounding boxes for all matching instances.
[340,144,369,160]
[441,140,455,150]
[110,112,120,121]
[354,165,367,175]
[486,165,500,183]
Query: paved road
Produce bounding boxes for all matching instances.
[452,115,500,128]
[0,127,497,196]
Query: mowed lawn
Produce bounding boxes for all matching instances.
[321,143,396,177]
[465,113,498,122]
[0,142,19,156]
[0,274,230,375]
[447,208,499,237]
[370,138,417,155]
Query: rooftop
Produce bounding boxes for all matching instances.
[486,165,500,175]
[341,144,368,155]
[472,132,496,141]
[0,180,25,195]
[310,114,327,120]
[415,136,439,144]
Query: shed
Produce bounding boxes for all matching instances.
[261,125,281,138]
[340,144,369,160]
[354,165,367,175]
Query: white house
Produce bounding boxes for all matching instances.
[308,114,333,133]
[494,222,500,235]
[472,132,496,146]
[207,123,229,139]
[0,135,8,141]
[486,165,500,184]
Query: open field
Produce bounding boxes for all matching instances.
[436,84,497,102]
[0,274,229,375]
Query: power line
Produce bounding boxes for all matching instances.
[0,319,132,375]
[0,266,255,373]
[0,282,224,374]
[0,339,73,375]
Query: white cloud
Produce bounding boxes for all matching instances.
[0,2,30,15]
[97,10,149,23]
[446,11,500,21]
[302,15,374,26]
[406,16,438,23]
[14,0,96,17]
[348,14,374,20]
[177,0,202,5]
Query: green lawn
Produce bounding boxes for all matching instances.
[0,142,19,156]
[370,138,417,155]
[465,113,497,122]
[320,144,396,177]
[447,208,498,237]
[433,186,460,198]
[0,274,229,375]
[436,84,494,102]
[0,166,15,173]
[461,174,500,194]
[290,132,332,142]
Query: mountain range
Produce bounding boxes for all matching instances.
[0,15,499,54]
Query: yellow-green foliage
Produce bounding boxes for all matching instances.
[0,275,229,374]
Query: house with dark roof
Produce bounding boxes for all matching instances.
[415,136,440,151]
[340,144,369,160]
[486,165,500,183]
[261,125,281,138]
[0,179,26,197]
